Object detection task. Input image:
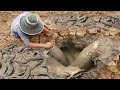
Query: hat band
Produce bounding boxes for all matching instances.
[26,16,39,26]
[24,16,39,28]
[24,20,32,28]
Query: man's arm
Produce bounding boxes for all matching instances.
[19,38,53,48]
[17,27,53,48]
[28,42,53,48]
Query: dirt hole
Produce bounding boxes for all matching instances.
[49,38,96,71]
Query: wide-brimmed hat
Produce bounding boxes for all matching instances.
[20,14,44,35]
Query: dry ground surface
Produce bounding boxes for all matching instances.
[1,11,120,79]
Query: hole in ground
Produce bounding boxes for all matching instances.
[54,38,95,71]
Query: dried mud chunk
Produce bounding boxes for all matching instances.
[28,76,34,79]
[80,69,98,79]
[113,17,120,28]
[76,29,86,37]
[100,16,114,27]
[78,15,89,23]
[88,28,98,34]
[13,54,28,64]
[69,31,76,36]
[97,68,114,79]
[27,56,43,61]
[82,17,96,28]
[55,36,64,42]
[111,73,120,79]
[59,30,69,37]
[109,28,119,35]
[30,66,47,76]
[63,19,77,27]
[0,62,8,75]
[117,61,120,71]
[68,27,77,38]
[107,66,118,73]
[13,46,26,53]
[12,62,27,76]
[38,76,50,79]
[44,19,52,26]
[9,77,20,79]
[22,68,31,79]
[5,62,14,76]
[97,43,112,55]
[33,76,40,79]
[100,29,110,36]
[106,61,117,66]
[49,45,67,66]
[33,76,49,79]
[93,16,101,22]
[48,72,64,79]
[95,38,117,65]
[44,31,53,37]
[52,33,59,39]
[112,54,119,61]
[27,60,42,69]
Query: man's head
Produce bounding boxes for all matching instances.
[20,14,44,35]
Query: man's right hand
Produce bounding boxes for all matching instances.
[45,42,53,48]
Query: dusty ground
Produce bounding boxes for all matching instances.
[1,11,120,79]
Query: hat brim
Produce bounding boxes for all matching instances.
[20,16,44,35]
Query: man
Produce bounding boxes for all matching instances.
[11,12,54,48]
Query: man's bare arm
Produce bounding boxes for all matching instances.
[19,38,53,48]
[28,42,53,48]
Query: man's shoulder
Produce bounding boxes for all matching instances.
[11,12,31,29]
[14,12,31,21]
[11,21,22,31]
[17,12,31,19]
[21,12,31,16]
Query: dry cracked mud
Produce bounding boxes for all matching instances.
[1,11,120,79]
